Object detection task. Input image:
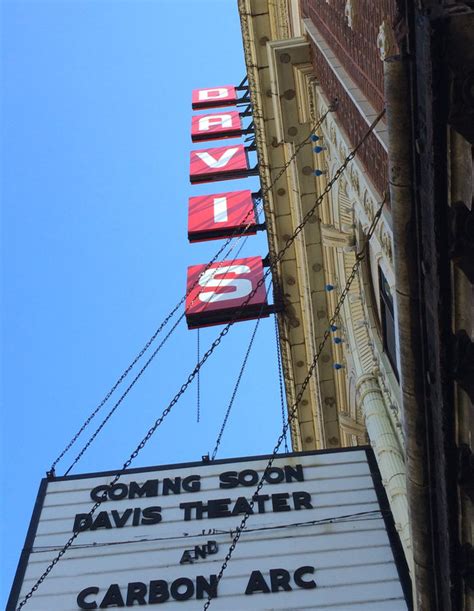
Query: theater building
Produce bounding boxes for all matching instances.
[237,1,473,609]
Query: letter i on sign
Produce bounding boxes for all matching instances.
[188,190,257,243]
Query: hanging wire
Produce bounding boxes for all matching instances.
[16,110,382,611]
[63,313,184,476]
[196,328,201,423]
[202,189,388,611]
[49,225,251,475]
[63,228,253,475]
[30,510,383,552]
[274,315,289,453]
[48,109,330,475]
[210,282,272,461]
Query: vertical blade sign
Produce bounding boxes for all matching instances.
[192,85,237,110]
[191,111,242,142]
[190,144,249,184]
[188,190,257,243]
[185,256,268,329]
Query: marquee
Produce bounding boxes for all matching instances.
[8,448,411,610]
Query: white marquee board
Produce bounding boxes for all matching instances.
[9,448,411,610]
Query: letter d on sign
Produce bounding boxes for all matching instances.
[192,85,237,109]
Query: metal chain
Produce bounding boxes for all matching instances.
[48,111,329,475]
[202,189,387,610]
[16,110,379,611]
[274,315,289,453]
[63,312,185,476]
[65,228,252,475]
[210,285,271,461]
[196,329,201,424]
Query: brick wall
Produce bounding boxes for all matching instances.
[309,40,388,196]
[302,0,397,112]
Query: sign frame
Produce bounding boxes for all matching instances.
[7,447,412,611]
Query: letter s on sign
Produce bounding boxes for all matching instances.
[198,265,252,304]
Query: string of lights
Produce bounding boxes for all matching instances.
[16,109,380,610]
[28,510,383,553]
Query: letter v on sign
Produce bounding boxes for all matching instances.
[190,144,249,184]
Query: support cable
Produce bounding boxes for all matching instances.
[274,315,289,453]
[210,283,272,461]
[48,104,327,475]
[64,230,252,474]
[16,109,380,611]
[30,510,383,552]
[202,189,388,610]
[196,329,201,424]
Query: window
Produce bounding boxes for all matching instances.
[379,267,399,379]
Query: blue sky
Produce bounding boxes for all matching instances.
[1,1,285,605]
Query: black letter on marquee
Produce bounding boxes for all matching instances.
[270,568,292,592]
[73,514,92,532]
[99,584,125,608]
[182,475,201,493]
[231,496,253,516]
[219,471,239,489]
[284,464,304,483]
[294,566,317,589]
[170,577,194,601]
[77,587,99,610]
[141,506,162,525]
[91,511,113,531]
[245,570,271,595]
[128,479,159,499]
[90,485,109,503]
[271,493,291,512]
[180,550,194,564]
[126,582,147,606]
[148,580,169,603]
[293,491,313,510]
[111,509,133,528]
[196,575,218,600]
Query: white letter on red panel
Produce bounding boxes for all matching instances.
[191,111,242,142]
[199,114,232,131]
[213,197,228,223]
[185,256,268,329]
[190,145,249,184]
[196,147,239,169]
[188,190,257,243]
[198,265,252,303]
[192,85,237,110]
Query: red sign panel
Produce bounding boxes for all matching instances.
[188,190,257,243]
[190,144,249,184]
[192,86,237,110]
[185,256,268,329]
[191,111,242,143]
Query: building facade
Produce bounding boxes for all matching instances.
[238,0,473,609]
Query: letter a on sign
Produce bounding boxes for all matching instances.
[191,111,242,143]
[192,85,237,110]
[185,257,269,329]
[190,144,249,184]
[188,190,257,243]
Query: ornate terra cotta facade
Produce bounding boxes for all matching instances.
[238,1,473,609]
